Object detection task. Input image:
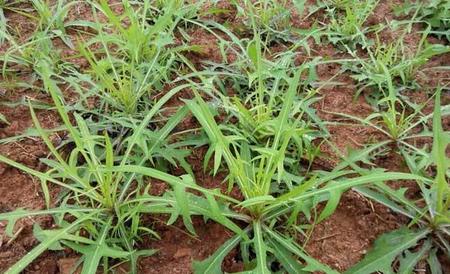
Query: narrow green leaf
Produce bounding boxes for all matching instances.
[398,240,432,274]
[265,228,338,274]
[427,248,443,274]
[193,234,242,274]
[0,113,9,124]
[267,237,307,274]
[5,212,97,274]
[62,218,129,274]
[345,227,430,274]
[317,189,342,223]
[175,176,196,235]
[431,89,450,216]
[252,221,270,274]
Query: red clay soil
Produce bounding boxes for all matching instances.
[139,217,243,274]
[304,191,408,271]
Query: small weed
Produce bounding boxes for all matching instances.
[395,0,450,41]
[0,63,221,273]
[332,71,449,153]
[77,0,193,114]
[30,0,78,48]
[323,0,379,48]
[349,26,450,92]
[186,63,423,273]
[232,0,293,43]
[350,89,450,273]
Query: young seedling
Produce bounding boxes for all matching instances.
[331,67,450,158]
[349,25,450,92]
[323,0,379,48]
[185,65,424,273]
[349,89,450,273]
[78,0,198,115]
[0,62,237,274]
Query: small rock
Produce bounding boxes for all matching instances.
[173,248,192,259]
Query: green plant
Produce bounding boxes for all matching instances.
[0,63,228,273]
[1,0,447,272]
[349,89,450,273]
[420,0,450,41]
[231,0,294,44]
[395,0,450,41]
[179,25,330,172]
[28,0,79,48]
[184,65,424,273]
[323,0,379,48]
[0,1,85,78]
[0,32,76,92]
[349,26,450,92]
[77,0,196,114]
[181,21,327,136]
[331,69,450,157]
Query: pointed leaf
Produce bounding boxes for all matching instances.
[193,234,242,274]
[345,228,429,274]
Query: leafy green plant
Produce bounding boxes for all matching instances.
[232,0,293,43]
[185,65,424,273]
[349,26,450,92]
[395,0,450,41]
[0,33,76,94]
[0,0,448,273]
[77,0,196,114]
[331,69,450,157]
[0,0,85,78]
[349,89,450,273]
[181,21,327,137]
[0,62,228,273]
[28,0,79,48]
[419,0,450,41]
[323,0,379,48]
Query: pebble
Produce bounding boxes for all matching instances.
[173,248,192,258]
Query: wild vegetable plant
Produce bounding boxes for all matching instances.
[349,26,450,92]
[0,0,448,273]
[0,62,233,273]
[0,0,83,78]
[232,0,292,43]
[349,89,450,273]
[332,70,450,157]
[29,0,78,48]
[395,0,450,41]
[0,33,77,97]
[186,65,425,273]
[77,0,193,115]
[323,0,379,48]
[180,21,326,140]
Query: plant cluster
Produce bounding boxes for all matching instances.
[395,0,450,41]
